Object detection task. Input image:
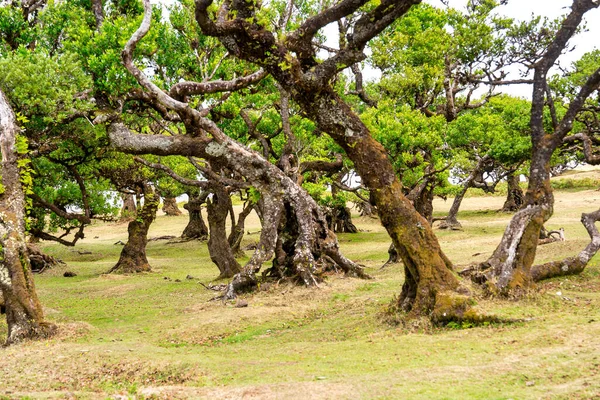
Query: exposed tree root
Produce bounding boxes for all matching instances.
[460,205,544,296]
[538,226,565,245]
[531,209,600,281]
[27,244,65,273]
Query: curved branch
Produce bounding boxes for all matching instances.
[122,0,189,113]
[563,132,600,164]
[169,69,267,98]
[30,193,90,224]
[133,157,209,188]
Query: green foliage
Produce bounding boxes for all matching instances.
[0,50,93,127]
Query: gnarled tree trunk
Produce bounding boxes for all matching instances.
[108,124,369,298]
[471,146,554,295]
[182,192,209,239]
[110,185,159,273]
[502,172,524,212]
[162,196,182,216]
[302,91,468,320]
[206,184,241,279]
[1,89,56,345]
[326,204,358,233]
[467,1,600,296]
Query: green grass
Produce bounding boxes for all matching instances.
[1,187,600,399]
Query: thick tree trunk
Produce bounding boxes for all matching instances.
[206,185,241,279]
[108,124,368,299]
[327,204,358,233]
[1,89,56,344]
[298,90,469,320]
[502,173,524,212]
[410,184,435,224]
[162,196,182,216]
[181,193,208,239]
[109,186,159,273]
[120,193,137,221]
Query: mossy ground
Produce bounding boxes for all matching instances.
[1,174,600,399]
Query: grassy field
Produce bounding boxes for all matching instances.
[2,174,600,399]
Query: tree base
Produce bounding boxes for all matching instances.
[437,219,463,230]
[108,260,151,274]
[27,244,64,273]
[4,321,57,346]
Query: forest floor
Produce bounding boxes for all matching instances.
[2,172,600,399]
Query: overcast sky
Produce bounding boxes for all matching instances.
[423,0,600,97]
[321,1,600,98]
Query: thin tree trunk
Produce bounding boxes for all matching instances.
[502,172,524,212]
[228,201,254,257]
[181,192,208,239]
[206,185,241,279]
[162,196,182,216]
[1,89,56,344]
[110,185,158,273]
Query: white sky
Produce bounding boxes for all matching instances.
[426,0,600,97]
[320,1,600,98]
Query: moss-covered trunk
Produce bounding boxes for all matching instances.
[1,89,56,344]
[296,90,467,319]
[474,145,554,295]
[110,186,159,274]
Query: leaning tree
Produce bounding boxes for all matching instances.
[106,0,368,296]
[466,0,600,295]
[189,0,488,321]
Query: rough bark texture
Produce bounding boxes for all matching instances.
[110,0,370,300]
[301,91,466,317]
[1,89,56,345]
[472,0,600,296]
[326,205,358,233]
[502,173,524,212]
[182,193,209,239]
[109,186,159,274]
[206,184,241,279]
[162,196,182,216]
[190,0,482,320]
[120,193,137,221]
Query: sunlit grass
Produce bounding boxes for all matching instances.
[1,187,600,399]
